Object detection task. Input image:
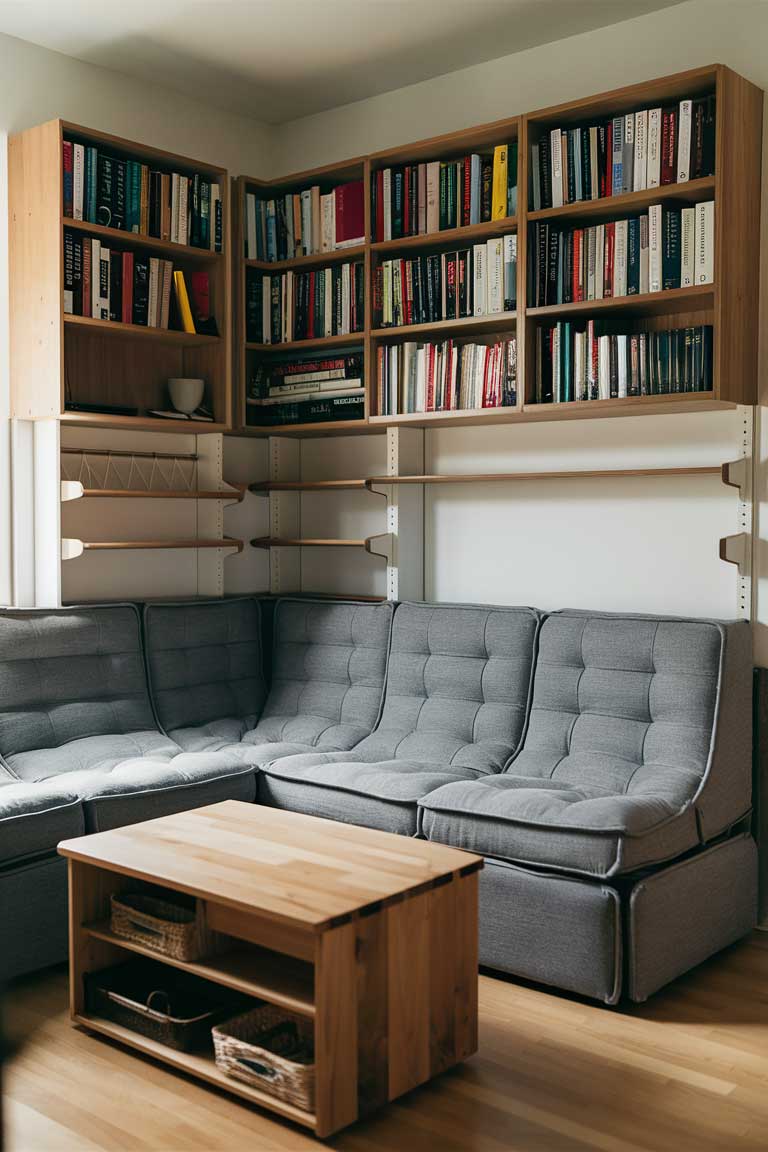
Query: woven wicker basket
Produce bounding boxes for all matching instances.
[212,1004,315,1112]
[111,888,218,962]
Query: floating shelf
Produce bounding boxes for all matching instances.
[250,479,368,493]
[371,217,517,255]
[370,312,517,341]
[62,538,243,559]
[245,244,367,272]
[252,533,392,559]
[61,447,200,462]
[239,420,374,438]
[61,411,229,434]
[527,285,714,320]
[366,466,723,486]
[63,314,221,346]
[245,333,365,354]
[63,217,222,262]
[62,482,246,502]
[526,176,716,224]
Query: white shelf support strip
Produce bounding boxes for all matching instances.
[269,437,301,595]
[718,406,754,620]
[369,427,425,602]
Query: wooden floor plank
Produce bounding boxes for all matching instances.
[5,935,768,1152]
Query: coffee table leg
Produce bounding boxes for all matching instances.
[314,920,358,1137]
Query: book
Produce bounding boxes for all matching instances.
[133,256,149,326]
[73,143,85,221]
[662,207,681,291]
[677,99,692,182]
[695,200,714,284]
[63,229,74,313]
[335,180,365,247]
[63,141,73,218]
[648,204,662,293]
[173,270,196,333]
[633,110,648,191]
[550,129,563,208]
[681,206,695,287]
[647,107,662,187]
[491,145,508,220]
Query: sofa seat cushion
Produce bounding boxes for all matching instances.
[419,775,700,878]
[5,731,179,783]
[62,751,258,833]
[143,599,267,752]
[0,779,84,864]
[261,751,480,834]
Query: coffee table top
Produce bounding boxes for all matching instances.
[58,801,483,932]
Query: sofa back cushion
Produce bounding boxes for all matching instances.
[251,599,394,749]
[511,610,752,840]
[144,598,266,734]
[355,602,541,773]
[0,605,157,761]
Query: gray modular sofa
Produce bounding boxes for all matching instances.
[0,596,756,1006]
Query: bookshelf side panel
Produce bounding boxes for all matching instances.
[715,66,763,406]
[9,120,64,418]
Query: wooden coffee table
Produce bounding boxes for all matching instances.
[58,800,483,1137]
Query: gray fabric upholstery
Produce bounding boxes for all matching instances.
[144,598,267,752]
[244,599,393,752]
[0,856,69,981]
[79,755,257,832]
[0,779,84,864]
[262,602,540,829]
[479,857,622,1004]
[261,755,479,833]
[0,605,158,765]
[627,833,757,1001]
[7,731,180,783]
[420,611,752,878]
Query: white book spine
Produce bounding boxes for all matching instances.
[473,244,487,315]
[595,224,605,300]
[73,144,84,221]
[617,333,628,398]
[677,99,692,182]
[550,128,563,209]
[613,219,628,297]
[680,207,696,286]
[321,193,334,252]
[622,113,634,193]
[383,169,392,241]
[647,108,662,188]
[598,335,610,400]
[425,162,440,233]
[553,326,561,404]
[695,200,714,284]
[300,190,312,255]
[648,204,662,293]
[147,257,159,327]
[586,226,596,301]
[91,239,100,319]
[639,214,650,294]
[171,174,180,245]
[486,237,503,314]
[246,193,257,259]
[574,331,584,401]
[341,263,350,335]
[633,110,648,191]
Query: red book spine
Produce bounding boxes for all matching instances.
[376,345,384,414]
[373,265,383,322]
[190,271,210,321]
[462,156,471,227]
[63,140,73,217]
[308,272,315,338]
[122,252,134,323]
[444,340,453,408]
[81,239,91,317]
[572,229,581,301]
[426,345,435,411]
[482,345,491,407]
[661,108,677,185]
[375,171,384,241]
[604,122,612,197]
[604,221,615,298]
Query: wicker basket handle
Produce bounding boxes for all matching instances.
[234,1057,280,1080]
[146,990,171,1016]
[124,917,164,939]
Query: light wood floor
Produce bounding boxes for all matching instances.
[4,934,768,1152]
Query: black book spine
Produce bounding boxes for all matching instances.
[109,251,122,323]
[701,325,713,392]
[458,250,468,317]
[627,217,640,295]
[276,197,288,262]
[270,276,281,343]
[73,235,83,315]
[539,136,552,210]
[662,207,681,291]
[112,160,126,230]
[566,131,576,204]
[214,197,223,252]
[609,335,618,398]
[133,256,149,325]
[63,229,74,313]
[439,165,447,230]
[425,254,436,321]
[409,165,418,236]
[200,180,210,250]
[702,95,716,177]
[245,271,262,342]
[597,123,608,198]
[354,263,364,332]
[96,154,114,227]
[392,168,404,239]
[547,225,559,306]
[149,172,161,238]
[190,174,201,248]
[333,265,342,334]
[313,270,322,335]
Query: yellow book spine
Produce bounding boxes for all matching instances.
[491,144,508,221]
[173,270,196,334]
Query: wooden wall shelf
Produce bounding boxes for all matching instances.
[62,538,243,559]
[67,485,245,502]
[9,118,231,430]
[251,537,367,548]
[234,64,760,438]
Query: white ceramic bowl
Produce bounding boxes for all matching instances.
[168,377,205,415]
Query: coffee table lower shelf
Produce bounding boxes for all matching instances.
[73,1012,316,1130]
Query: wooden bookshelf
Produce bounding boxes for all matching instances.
[9,119,231,432]
[233,64,760,435]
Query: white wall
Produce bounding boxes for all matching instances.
[267,0,768,658]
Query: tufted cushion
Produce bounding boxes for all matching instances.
[0,605,157,760]
[144,598,267,751]
[420,611,753,878]
[245,599,393,752]
[6,731,179,783]
[0,778,84,864]
[261,602,541,830]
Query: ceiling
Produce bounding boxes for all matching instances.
[0,0,684,124]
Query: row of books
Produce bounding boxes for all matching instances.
[246,351,364,425]
[531,95,715,210]
[528,200,714,307]
[245,265,365,344]
[63,229,211,332]
[244,181,365,261]
[371,143,517,242]
[376,337,517,416]
[533,322,713,404]
[375,236,516,328]
[62,139,222,250]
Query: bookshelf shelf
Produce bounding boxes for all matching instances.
[370,217,517,255]
[526,176,716,224]
[9,118,231,429]
[245,333,364,354]
[64,217,222,262]
[251,536,368,548]
[370,312,517,341]
[236,419,374,438]
[245,244,367,272]
[250,479,368,492]
[526,285,714,320]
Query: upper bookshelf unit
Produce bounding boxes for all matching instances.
[9,119,231,433]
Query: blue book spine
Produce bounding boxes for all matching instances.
[611,116,624,197]
[86,146,98,223]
